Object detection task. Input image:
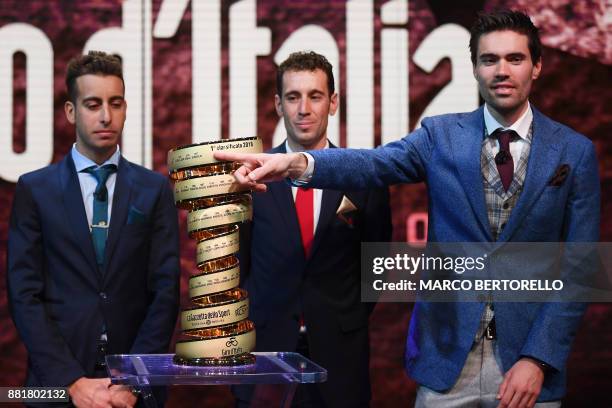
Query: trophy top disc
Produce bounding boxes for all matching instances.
[168,136,260,152]
[167,137,263,174]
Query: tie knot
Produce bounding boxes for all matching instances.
[83,164,117,185]
[82,164,117,201]
[491,129,518,150]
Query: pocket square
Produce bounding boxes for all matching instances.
[336,195,358,226]
[548,164,570,187]
[127,206,148,225]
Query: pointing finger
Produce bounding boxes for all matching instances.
[213,152,250,163]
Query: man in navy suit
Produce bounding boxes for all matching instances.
[217,11,600,408]
[234,52,391,407]
[7,51,180,408]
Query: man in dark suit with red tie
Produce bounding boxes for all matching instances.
[233,51,391,407]
[7,51,180,408]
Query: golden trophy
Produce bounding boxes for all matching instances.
[167,137,262,366]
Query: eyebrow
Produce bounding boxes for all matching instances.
[505,52,527,59]
[479,52,527,60]
[479,53,499,60]
[81,96,102,104]
[81,95,124,104]
[284,89,326,97]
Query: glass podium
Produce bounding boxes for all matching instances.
[106,352,327,408]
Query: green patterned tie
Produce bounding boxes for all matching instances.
[82,164,117,266]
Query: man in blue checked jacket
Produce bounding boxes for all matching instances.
[216,10,600,408]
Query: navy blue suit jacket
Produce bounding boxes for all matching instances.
[7,153,180,390]
[307,106,600,401]
[238,142,391,407]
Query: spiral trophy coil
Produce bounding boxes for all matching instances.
[168,137,263,366]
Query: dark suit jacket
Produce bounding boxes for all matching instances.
[308,106,600,401]
[238,142,391,407]
[7,153,180,393]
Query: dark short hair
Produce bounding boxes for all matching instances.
[276,51,335,96]
[65,51,124,102]
[469,10,542,65]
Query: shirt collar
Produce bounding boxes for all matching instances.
[71,144,121,172]
[285,138,329,153]
[484,102,533,141]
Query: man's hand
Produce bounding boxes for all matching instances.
[497,358,545,408]
[68,377,113,408]
[109,384,138,408]
[213,151,308,192]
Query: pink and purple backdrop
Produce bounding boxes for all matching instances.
[0,0,610,406]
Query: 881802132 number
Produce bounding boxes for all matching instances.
[0,387,69,403]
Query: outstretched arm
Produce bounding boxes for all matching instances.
[215,123,434,191]
[213,151,308,192]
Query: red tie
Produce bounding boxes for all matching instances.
[295,187,314,258]
[493,129,517,191]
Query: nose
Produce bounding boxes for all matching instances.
[495,59,509,78]
[298,98,311,116]
[100,103,112,125]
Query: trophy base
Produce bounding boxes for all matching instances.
[173,352,256,367]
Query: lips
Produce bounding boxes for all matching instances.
[492,83,515,96]
[295,122,314,130]
[94,130,116,136]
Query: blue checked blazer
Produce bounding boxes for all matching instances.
[308,105,600,401]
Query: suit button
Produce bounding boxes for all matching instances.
[99,292,108,300]
[502,202,509,209]
[500,223,506,230]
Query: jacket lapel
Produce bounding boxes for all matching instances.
[309,140,342,258]
[267,144,303,256]
[497,108,562,242]
[59,155,99,278]
[102,156,132,276]
[268,181,303,252]
[310,189,343,259]
[453,107,493,240]
[268,141,343,260]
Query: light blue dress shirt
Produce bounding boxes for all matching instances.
[71,144,120,230]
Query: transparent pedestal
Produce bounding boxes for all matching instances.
[106,352,327,408]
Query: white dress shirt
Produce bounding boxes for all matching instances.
[483,102,533,171]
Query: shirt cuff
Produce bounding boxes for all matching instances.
[287,152,314,187]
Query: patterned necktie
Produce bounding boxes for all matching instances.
[82,164,117,266]
[492,129,517,191]
[295,187,314,258]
